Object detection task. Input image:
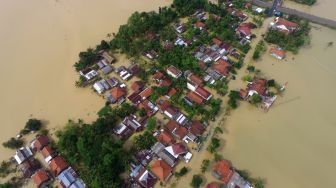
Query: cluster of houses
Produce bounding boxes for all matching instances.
[13,135,85,188]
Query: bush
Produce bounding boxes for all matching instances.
[25,119,42,131]
[175,167,188,178]
[250,94,262,104]
[201,160,210,173]
[190,174,203,188]
[2,138,23,149]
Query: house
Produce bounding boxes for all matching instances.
[42,145,57,163]
[212,59,231,78]
[157,149,177,167]
[185,91,205,105]
[14,147,33,165]
[247,78,267,96]
[49,156,69,176]
[195,86,212,101]
[157,129,175,146]
[106,77,119,88]
[79,68,98,81]
[69,180,86,188]
[135,149,153,166]
[132,81,145,92]
[206,182,224,188]
[119,69,133,81]
[189,120,206,136]
[151,160,173,181]
[175,23,186,34]
[233,11,248,21]
[195,21,206,30]
[213,38,223,46]
[139,88,153,100]
[270,17,299,34]
[128,92,142,105]
[32,135,49,151]
[106,87,127,103]
[129,64,141,75]
[165,88,177,99]
[159,78,172,87]
[164,41,174,50]
[122,115,143,132]
[32,169,51,188]
[100,64,114,75]
[138,100,158,117]
[144,50,159,60]
[213,160,234,184]
[93,79,110,94]
[19,158,41,178]
[101,51,116,64]
[113,122,133,139]
[270,48,286,60]
[57,167,83,188]
[166,66,182,79]
[236,24,252,39]
[152,71,165,83]
[164,143,187,158]
[130,164,157,188]
[187,73,204,86]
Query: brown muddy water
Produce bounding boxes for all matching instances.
[284,0,336,20]
[0,0,172,162]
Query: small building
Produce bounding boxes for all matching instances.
[206,182,224,188]
[57,167,81,188]
[157,129,175,146]
[195,21,206,30]
[19,158,41,178]
[189,120,206,136]
[49,156,69,176]
[138,100,158,117]
[248,78,267,96]
[166,65,182,79]
[130,164,157,188]
[152,71,165,82]
[106,87,127,104]
[185,91,205,105]
[194,86,212,101]
[213,159,234,184]
[165,88,177,99]
[132,81,145,92]
[270,17,299,34]
[101,51,116,64]
[79,68,98,81]
[150,160,173,182]
[32,169,51,188]
[139,88,153,100]
[31,135,49,151]
[14,147,33,165]
[236,24,252,39]
[93,79,109,94]
[159,78,172,87]
[42,145,57,163]
[100,64,114,75]
[122,115,143,132]
[187,73,204,86]
[113,123,133,139]
[270,48,286,60]
[212,59,231,78]
[106,77,119,88]
[175,23,186,34]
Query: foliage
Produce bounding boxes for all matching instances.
[2,138,23,149]
[201,159,210,173]
[0,161,15,178]
[132,131,156,151]
[25,118,42,131]
[175,167,189,178]
[247,65,255,72]
[74,48,101,71]
[208,137,221,153]
[250,94,262,105]
[243,75,253,82]
[146,117,157,132]
[190,174,203,188]
[138,108,146,117]
[173,0,207,16]
[267,79,275,87]
[0,183,11,188]
[214,127,223,135]
[253,40,266,60]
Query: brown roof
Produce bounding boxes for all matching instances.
[49,156,69,176]
[159,78,172,87]
[151,160,172,181]
[275,17,299,31]
[111,87,127,100]
[237,25,251,36]
[139,88,153,99]
[138,100,155,117]
[195,87,212,100]
[213,38,223,46]
[131,81,145,92]
[199,61,206,70]
[214,160,234,184]
[175,126,188,139]
[206,182,221,188]
[171,143,187,155]
[195,21,206,28]
[157,130,175,145]
[165,120,179,132]
[32,169,49,187]
[41,145,55,158]
[188,74,203,86]
[166,66,182,77]
[166,88,177,98]
[153,71,165,81]
[157,99,171,112]
[270,48,286,59]
[33,135,49,151]
[189,121,205,136]
[248,78,267,96]
[186,92,204,105]
[212,59,231,76]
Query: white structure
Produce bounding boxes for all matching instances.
[14,147,33,164]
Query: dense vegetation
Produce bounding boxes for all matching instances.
[252,40,266,60]
[56,103,136,188]
[265,16,310,53]
[25,118,42,131]
[2,138,23,149]
[190,174,203,188]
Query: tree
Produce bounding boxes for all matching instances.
[190,174,203,188]
[133,131,156,151]
[25,118,42,131]
[250,94,262,105]
[146,117,157,132]
[201,159,210,173]
[175,167,188,178]
[2,138,23,149]
[208,137,221,153]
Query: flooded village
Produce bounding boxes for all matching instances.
[1,0,336,188]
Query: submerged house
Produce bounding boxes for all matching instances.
[106,87,127,104]
[31,135,49,151]
[32,169,51,188]
[270,48,286,60]
[19,158,41,178]
[150,160,173,182]
[49,156,69,177]
[79,68,98,81]
[14,147,33,165]
[270,17,299,34]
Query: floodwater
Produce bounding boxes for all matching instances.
[222,16,336,188]
[0,0,171,163]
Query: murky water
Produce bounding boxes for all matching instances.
[0,0,171,162]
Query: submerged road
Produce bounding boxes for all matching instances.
[252,0,336,28]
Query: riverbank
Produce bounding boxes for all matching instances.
[0,0,172,162]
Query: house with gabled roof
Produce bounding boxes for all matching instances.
[157,129,175,146]
[270,17,299,34]
[153,71,165,83]
[42,145,57,163]
[19,158,41,178]
[106,87,127,104]
[31,135,49,151]
[32,169,51,188]
[189,120,206,136]
[14,147,33,165]
[166,65,182,79]
[151,160,173,182]
[49,156,69,176]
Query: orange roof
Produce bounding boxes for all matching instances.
[153,71,165,80]
[33,135,49,150]
[186,91,204,105]
[248,78,267,95]
[151,160,172,181]
[139,88,153,99]
[270,48,286,59]
[49,156,69,176]
[159,78,172,87]
[195,21,206,28]
[41,145,54,158]
[166,88,177,98]
[206,182,221,188]
[165,120,179,132]
[195,87,212,100]
[157,130,175,145]
[111,87,126,100]
[189,121,205,136]
[189,74,203,86]
[175,126,188,139]
[214,160,234,184]
[213,59,231,76]
[276,17,298,28]
[32,169,49,187]
[131,81,145,92]
[213,38,223,46]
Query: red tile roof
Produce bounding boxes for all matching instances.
[139,88,153,99]
[33,135,49,151]
[189,121,205,136]
[111,87,127,100]
[131,81,145,92]
[157,130,175,145]
[195,87,212,100]
[153,71,165,81]
[166,88,177,98]
[41,145,54,158]
[206,182,221,188]
[214,160,234,184]
[175,126,188,139]
[165,120,179,132]
[171,143,187,155]
[248,78,267,96]
[49,156,69,176]
[188,74,203,86]
[166,66,182,77]
[212,59,231,76]
[199,61,206,70]
[195,21,206,28]
[157,99,171,112]
[213,38,223,46]
[32,169,49,187]
[151,160,172,181]
[159,78,172,87]
[237,25,251,37]
[186,91,205,105]
[276,17,298,28]
[270,48,286,59]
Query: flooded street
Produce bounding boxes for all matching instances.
[0,0,171,161]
